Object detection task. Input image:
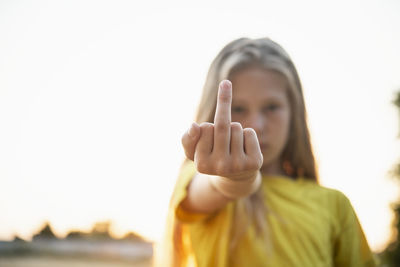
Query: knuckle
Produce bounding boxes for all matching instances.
[245,157,263,170]
[257,156,264,168]
[243,127,256,136]
[182,142,194,157]
[231,122,243,130]
[196,159,209,174]
[231,122,243,136]
[218,93,231,103]
[244,160,257,171]
[181,133,190,146]
[215,160,231,175]
[200,122,214,132]
[200,122,213,128]
[231,158,244,172]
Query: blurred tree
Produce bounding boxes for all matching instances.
[91,221,112,239]
[32,222,57,241]
[380,91,400,266]
[65,230,87,239]
[12,235,26,242]
[122,231,146,242]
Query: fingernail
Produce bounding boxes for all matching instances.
[220,80,232,90]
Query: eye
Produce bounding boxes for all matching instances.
[262,104,279,113]
[232,106,246,114]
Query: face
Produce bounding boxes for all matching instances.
[230,67,291,175]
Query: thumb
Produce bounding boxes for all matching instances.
[181,123,200,161]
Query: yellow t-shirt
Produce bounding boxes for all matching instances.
[168,161,376,267]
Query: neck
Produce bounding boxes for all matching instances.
[260,160,288,178]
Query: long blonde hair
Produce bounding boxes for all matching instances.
[195,37,317,182]
[160,37,318,267]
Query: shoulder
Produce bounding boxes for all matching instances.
[307,183,353,210]
[296,178,350,203]
[306,183,359,230]
[295,180,356,220]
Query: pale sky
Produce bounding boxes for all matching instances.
[0,0,399,252]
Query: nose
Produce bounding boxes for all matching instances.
[245,112,265,137]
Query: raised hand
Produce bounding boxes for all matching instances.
[182,80,263,182]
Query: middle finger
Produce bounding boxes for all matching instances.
[213,80,232,154]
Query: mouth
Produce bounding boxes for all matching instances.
[259,143,268,150]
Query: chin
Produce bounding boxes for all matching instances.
[260,154,282,173]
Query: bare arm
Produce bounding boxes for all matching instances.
[180,173,231,213]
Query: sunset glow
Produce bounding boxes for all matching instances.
[1,0,399,253]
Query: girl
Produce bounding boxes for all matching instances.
[157,38,376,267]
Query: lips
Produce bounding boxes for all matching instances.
[259,143,268,150]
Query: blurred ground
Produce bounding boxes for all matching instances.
[0,255,152,267]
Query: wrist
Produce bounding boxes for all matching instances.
[208,171,262,199]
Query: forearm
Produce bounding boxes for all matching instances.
[180,170,262,214]
[180,173,232,214]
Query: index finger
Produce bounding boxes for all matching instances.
[213,80,232,153]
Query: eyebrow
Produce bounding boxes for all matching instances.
[232,95,285,105]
